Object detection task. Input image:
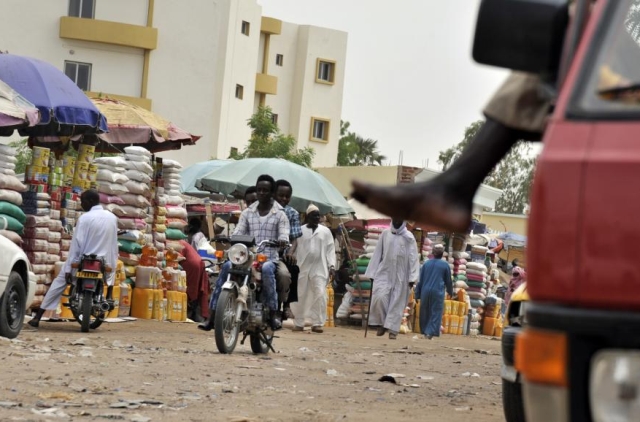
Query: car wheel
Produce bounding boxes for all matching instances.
[0,271,26,339]
[503,378,526,422]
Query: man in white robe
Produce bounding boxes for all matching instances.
[291,205,336,333]
[365,219,419,339]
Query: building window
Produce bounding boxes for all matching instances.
[241,21,250,36]
[316,59,336,84]
[64,61,92,91]
[271,114,279,125]
[68,0,95,18]
[276,54,284,67]
[235,84,244,100]
[230,147,238,156]
[310,118,330,142]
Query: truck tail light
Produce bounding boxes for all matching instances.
[515,328,568,387]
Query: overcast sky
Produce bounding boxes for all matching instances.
[260,0,509,168]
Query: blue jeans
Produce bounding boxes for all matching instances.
[209,260,278,311]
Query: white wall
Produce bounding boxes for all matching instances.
[213,0,262,159]
[95,0,149,26]
[0,0,144,98]
[151,0,220,166]
[266,21,299,139]
[290,26,347,168]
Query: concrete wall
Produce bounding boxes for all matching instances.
[290,26,347,168]
[0,0,347,168]
[0,0,145,99]
[480,212,528,236]
[317,166,401,197]
[150,0,219,165]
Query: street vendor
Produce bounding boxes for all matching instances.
[178,239,211,323]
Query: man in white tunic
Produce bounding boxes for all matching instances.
[291,205,336,333]
[365,219,419,339]
[28,189,118,328]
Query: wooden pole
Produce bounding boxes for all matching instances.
[204,199,214,240]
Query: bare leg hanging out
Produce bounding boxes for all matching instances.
[351,118,541,233]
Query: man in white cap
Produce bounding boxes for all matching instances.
[364,219,420,339]
[291,204,336,333]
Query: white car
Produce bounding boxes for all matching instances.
[0,234,36,338]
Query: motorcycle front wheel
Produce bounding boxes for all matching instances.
[214,290,239,354]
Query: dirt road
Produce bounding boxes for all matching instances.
[0,320,505,421]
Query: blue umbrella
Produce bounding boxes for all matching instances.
[180,159,232,197]
[0,54,107,136]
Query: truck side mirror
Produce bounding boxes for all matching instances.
[472,0,569,78]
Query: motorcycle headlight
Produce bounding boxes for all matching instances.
[228,244,249,265]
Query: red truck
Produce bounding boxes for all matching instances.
[474,0,640,421]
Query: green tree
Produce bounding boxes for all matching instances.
[437,120,537,215]
[230,106,315,168]
[9,138,32,174]
[337,120,386,166]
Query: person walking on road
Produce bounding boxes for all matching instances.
[28,189,118,328]
[364,219,420,339]
[291,205,335,333]
[415,244,453,339]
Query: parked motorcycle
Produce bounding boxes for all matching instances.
[214,235,287,354]
[65,254,113,333]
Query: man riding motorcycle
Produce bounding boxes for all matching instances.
[198,174,290,331]
[28,189,118,328]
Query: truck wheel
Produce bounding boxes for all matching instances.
[0,272,26,339]
[503,379,526,422]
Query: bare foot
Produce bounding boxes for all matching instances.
[351,179,472,233]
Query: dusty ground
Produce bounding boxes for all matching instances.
[0,319,505,422]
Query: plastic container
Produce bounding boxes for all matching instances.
[152,289,163,320]
[118,283,132,317]
[451,301,460,316]
[102,285,120,318]
[140,243,158,267]
[482,317,498,336]
[449,315,460,335]
[58,285,74,319]
[131,288,154,319]
[413,301,421,334]
[444,300,452,315]
[180,292,187,322]
[135,266,157,289]
[443,314,451,334]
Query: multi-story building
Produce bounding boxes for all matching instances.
[0,0,348,167]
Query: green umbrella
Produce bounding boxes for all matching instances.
[180,159,232,198]
[198,158,354,215]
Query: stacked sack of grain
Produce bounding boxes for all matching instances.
[466,261,488,310]
[0,145,26,245]
[94,156,129,215]
[421,235,433,261]
[23,213,51,308]
[162,160,188,255]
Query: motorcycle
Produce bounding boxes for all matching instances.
[213,235,288,354]
[65,254,113,333]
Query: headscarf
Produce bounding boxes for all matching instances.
[390,221,407,235]
[505,266,527,305]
